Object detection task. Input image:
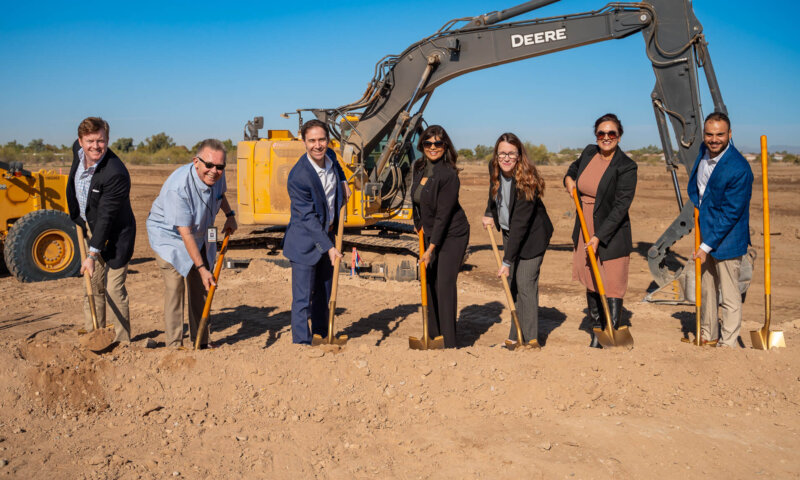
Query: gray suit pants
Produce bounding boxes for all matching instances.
[503,231,543,343]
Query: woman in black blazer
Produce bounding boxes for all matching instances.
[411,125,470,348]
[482,132,553,345]
[564,113,637,348]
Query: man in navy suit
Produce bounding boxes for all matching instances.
[284,119,350,344]
[687,112,753,347]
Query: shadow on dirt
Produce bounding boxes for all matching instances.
[340,303,419,346]
[457,301,503,347]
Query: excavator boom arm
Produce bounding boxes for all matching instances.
[303,0,725,287]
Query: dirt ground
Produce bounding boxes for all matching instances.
[1,161,799,479]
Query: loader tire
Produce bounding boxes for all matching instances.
[4,210,81,282]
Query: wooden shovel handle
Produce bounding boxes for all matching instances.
[418,229,428,307]
[694,207,701,308]
[571,189,606,297]
[325,203,347,343]
[485,225,525,343]
[694,207,702,345]
[761,136,770,297]
[76,224,99,330]
[484,225,516,312]
[760,135,772,333]
[194,233,230,350]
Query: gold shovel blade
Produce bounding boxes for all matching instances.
[680,336,717,346]
[594,326,634,349]
[750,329,785,350]
[409,335,445,350]
[312,333,349,346]
[504,339,541,351]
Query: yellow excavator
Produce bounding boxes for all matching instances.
[237,0,733,292]
[1,160,81,282]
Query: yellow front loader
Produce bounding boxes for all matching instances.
[1,160,81,282]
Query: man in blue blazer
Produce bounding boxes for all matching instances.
[687,112,753,347]
[284,120,350,344]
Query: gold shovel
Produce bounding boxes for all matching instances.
[409,229,444,350]
[312,203,349,346]
[76,225,116,352]
[681,208,716,346]
[194,233,230,350]
[485,225,540,350]
[76,224,99,331]
[571,188,633,349]
[750,135,785,350]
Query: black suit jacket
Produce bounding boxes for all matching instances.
[67,140,136,269]
[564,144,637,261]
[411,160,469,248]
[484,165,553,264]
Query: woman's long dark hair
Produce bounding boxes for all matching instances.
[414,125,458,172]
[490,132,545,202]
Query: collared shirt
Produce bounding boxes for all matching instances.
[696,142,730,253]
[497,174,513,268]
[146,163,226,276]
[307,153,337,229]
[74,148,101,254]
[497,174,512,231]
[696,142,729,205]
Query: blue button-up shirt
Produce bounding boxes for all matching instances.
[146,163,226,277]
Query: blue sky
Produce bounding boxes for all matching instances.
[2,0,798,152]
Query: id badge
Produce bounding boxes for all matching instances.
[206,227,218,244]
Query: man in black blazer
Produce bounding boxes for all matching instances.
[67,117,136,343]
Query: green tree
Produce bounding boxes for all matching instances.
[5,140,24,152]
[559,147,582,156]
[457,148,474,160]
[140,132,175,153]
[191,139,236,153]
[629,145,662,156]
[474,144,493,161]
[523,142,549,164]
[28,139,46,153]
[112,137,135,153]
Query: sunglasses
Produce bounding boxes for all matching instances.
[196,157,226,171]
[422,140,444,149]
[595,130,619,140]
[497,152,519,161]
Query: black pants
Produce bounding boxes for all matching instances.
[426,231,469,348]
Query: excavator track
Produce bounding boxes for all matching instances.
[224,220,482,260]
[223,221,474,281]
[225,221,420,257]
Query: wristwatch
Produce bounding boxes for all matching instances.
[225,210,236,218]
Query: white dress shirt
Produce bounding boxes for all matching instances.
[696,142,730,253]
[74,148,101,254]
[307,154,338,229]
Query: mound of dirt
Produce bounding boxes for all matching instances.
[21,340,110,414]
[78,326,116,352]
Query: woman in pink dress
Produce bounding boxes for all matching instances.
[564,114,638,348]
